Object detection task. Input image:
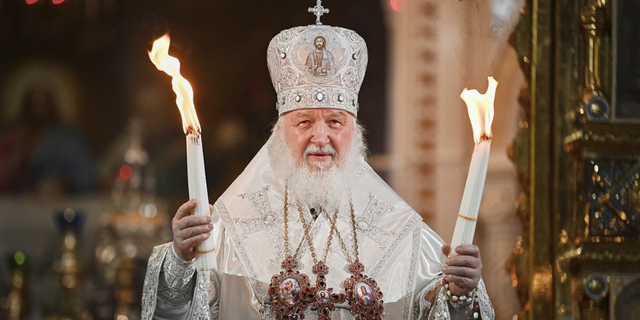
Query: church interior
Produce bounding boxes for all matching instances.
[0,0,639,319]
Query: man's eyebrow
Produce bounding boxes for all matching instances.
[326,111,348,118]
[294,111,314,118]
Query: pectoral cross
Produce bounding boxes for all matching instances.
[308,0,329,25]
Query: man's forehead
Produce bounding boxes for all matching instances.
[285,109,354,119]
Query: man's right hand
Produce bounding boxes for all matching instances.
[172,199,214,261]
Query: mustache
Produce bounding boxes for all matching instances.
[303,145,337,158]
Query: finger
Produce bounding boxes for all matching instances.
[445,277,478,296]
[176,223,213,242]
[174,224,212,251]
[177,231,211,252]
[175,199,198,220]
[443,267,480,286]
[442,265,480,280]
[453,244,481,258]
[441,244,451,256]
[444,273,479,291]
[442,257,482,296]
[445,255,482,270]
[177,214,212,229]
[173,215,209,238]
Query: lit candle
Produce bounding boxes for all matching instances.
[148,34,217,270]
[450,76,497,256]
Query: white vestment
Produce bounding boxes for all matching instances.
[141,145,495,319]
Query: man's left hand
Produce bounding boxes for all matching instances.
[441,244,482,296]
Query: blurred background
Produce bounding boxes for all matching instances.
[0,0,525,320]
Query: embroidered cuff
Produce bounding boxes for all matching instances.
[419,277,494,320]
[475,279,495,320]
[157,243,197,306]
[447,292,475,319]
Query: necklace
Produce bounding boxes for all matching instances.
[303,201,385,320]
[334,203,385,320]
[267,189,313,319]
[269,188,384,319]
[298,204,345,320]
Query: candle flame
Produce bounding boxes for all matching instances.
[460,76,497,143]
[148,34,201,134]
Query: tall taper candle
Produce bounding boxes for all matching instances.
[148,34,218,270]
[449,76,497,256]
[449,138,491,255]
[186,131,217,270]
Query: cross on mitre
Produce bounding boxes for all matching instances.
[308,0,330,25]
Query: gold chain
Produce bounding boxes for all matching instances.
[321,202,359,263]
[283,188,309,260]
[322,208,338,263]
[284,189,290,256]
[350,202,359,261]
[296,203,317,263]
[283,187,359,266]
[297,204,339,265]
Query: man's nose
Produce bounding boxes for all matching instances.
[310,122,330,146]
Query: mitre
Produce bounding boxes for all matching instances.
[266,5,368,117]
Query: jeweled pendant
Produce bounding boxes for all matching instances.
[344,260,384,320]
[268,256,312,319]
[310,261,345,320]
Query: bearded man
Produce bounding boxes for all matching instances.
[142,4,494,320]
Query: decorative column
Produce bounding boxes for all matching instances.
[387,0,443,226]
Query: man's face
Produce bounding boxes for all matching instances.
[282,108,354,171]
[314,37,325,50]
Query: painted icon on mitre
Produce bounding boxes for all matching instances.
[294,32,347,82]
[305,36,335,77]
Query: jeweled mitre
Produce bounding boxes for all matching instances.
[267,24,368,116]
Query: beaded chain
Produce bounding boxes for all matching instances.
[272,188,384,320]
[321,202,358,263]
[435,281,480,319]
[283,189,313,261]
[296,203,338,266]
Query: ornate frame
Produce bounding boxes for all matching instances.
[509,0,640,318]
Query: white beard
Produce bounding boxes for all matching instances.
[266,117,367,211]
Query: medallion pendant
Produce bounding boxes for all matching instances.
[335,203,385,320]
[268,192,313,319]
[307,206,345,320]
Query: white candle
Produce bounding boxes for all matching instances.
[450,77,497,256]
[149,34,217,270]
[186,131,217,270]
[449,138,491,254]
